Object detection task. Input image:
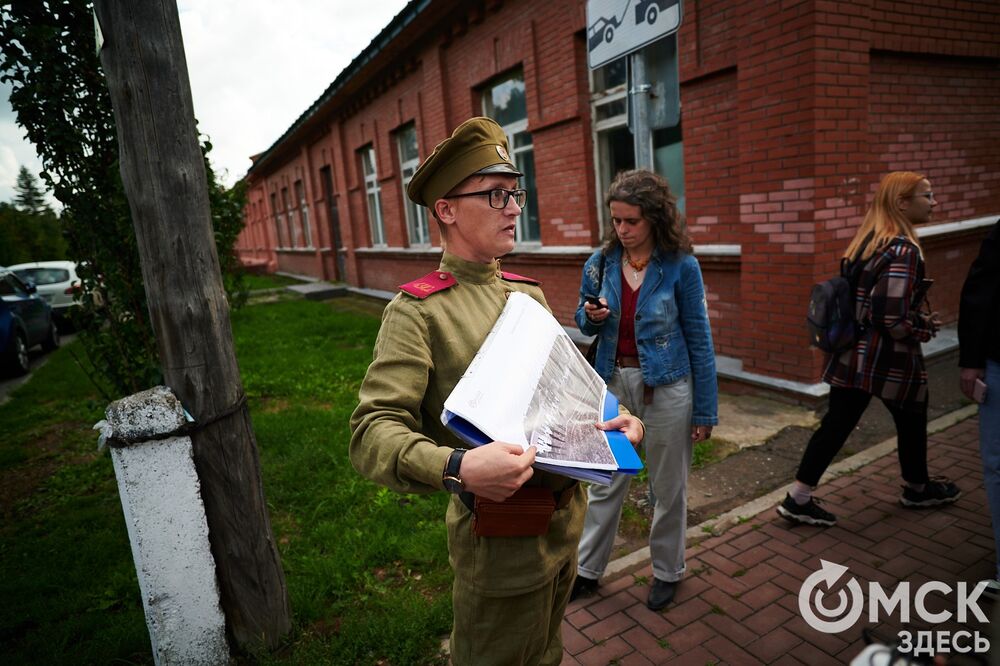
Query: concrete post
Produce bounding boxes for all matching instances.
[96,386,229,665]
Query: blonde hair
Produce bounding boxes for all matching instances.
[844,171,926,261]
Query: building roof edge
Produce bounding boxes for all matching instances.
[246,0,432,178]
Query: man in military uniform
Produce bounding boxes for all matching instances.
[350,117,644,666]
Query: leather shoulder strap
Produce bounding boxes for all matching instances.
[500,271,541,286]
[399,271,457,299]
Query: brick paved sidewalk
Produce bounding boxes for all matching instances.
[562,414,994,665]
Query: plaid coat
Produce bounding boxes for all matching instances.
[823,236,936,406]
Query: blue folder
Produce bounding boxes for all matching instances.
[442,389,643,485]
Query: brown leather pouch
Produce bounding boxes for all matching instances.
[473,486,556,537]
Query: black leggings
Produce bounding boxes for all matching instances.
[795,386,929,487]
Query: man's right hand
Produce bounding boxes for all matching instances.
[459,443,536,501]
[960,367,985,401]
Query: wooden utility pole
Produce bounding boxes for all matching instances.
[92,0,291,649]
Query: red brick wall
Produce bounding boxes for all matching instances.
[869,54,1000,222]
[237,0,1000,388]
[701,260,741,356]
[870,0,1000,56]
[682,69,740,243]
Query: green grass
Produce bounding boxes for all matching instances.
[242,272,308,291]
[692,437,722,469]
[0,297,453,665]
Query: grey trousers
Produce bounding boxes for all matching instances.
[577,368,693,582]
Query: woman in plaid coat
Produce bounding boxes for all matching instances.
[778,171,960,526]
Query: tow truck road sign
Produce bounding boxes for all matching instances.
[586,0,682,69]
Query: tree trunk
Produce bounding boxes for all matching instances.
[93,0,291,649]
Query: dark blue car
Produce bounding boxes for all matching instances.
[0,268,59,376]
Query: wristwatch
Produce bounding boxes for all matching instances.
[443,448,467,494]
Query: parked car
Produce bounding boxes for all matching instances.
[635,0,677,25]
[8,260,82,326]
[0,268,59,377]
[588,14,622,52]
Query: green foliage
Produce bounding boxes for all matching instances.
[1,298,453,664]
[0,167,66,264]
[0,2,247,396]
[0,201,66,266]
[13,165,53,216]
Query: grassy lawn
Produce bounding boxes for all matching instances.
[242,272,309,291]
[0,297,452,665]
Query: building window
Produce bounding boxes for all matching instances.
[270,192,286,248]
[295,179,312,248]
[281,187,298,248]
[360,145,386,247]
[590,38,684,232]
[483,70,539,243]
[397,124,430,246]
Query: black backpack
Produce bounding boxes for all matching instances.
[807,237,872,353]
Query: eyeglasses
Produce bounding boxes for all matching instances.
[911,192,935,201]
[446,188,527,209]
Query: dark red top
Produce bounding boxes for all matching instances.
[616,269,641,358]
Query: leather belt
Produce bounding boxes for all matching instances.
[458,481,578,514]
[616,356,641,368]
[615,356,654,405]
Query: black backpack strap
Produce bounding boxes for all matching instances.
[847,232,877,329]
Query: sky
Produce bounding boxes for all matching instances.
[0,0,412,208]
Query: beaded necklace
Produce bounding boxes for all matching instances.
[624,251,650,281]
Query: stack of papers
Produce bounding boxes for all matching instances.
[441,293,643,485]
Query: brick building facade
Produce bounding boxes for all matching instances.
[236,0,1000,393]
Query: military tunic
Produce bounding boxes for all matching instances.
[349,252,585,663]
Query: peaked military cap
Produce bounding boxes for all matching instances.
[406,116,523,207]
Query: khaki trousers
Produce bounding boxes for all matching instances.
[450,555,575,666]
[577,369,693,582]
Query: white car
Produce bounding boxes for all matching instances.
[8,260,82,323]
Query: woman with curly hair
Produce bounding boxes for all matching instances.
[778,171,959,527]
[570,169,718,611]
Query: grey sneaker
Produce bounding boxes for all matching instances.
[777,493,836,526]
[899,477,960,508]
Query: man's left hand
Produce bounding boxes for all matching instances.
[596,414,645,446]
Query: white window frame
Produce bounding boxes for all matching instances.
[295,179,312,248]
[361,145,386,247]
[397,125,430,247]
[589,46,685,231]
[590,57,633,235]
[282,187,299,248]
[483,71,540,244]
[270,192,286,248]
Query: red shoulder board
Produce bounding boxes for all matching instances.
[500,270,541,286]
[399,271,457,299]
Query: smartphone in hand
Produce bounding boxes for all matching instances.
[973,378,988,404]
[584,295,607,310]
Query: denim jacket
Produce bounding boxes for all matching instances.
[576,245,719,426]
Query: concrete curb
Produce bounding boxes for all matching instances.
[603,403,981,579]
